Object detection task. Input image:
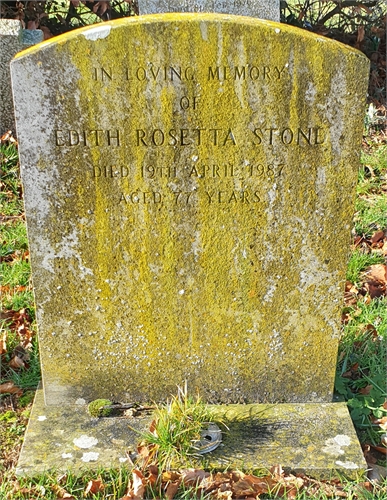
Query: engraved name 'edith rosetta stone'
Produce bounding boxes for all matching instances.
[11,15,369,405]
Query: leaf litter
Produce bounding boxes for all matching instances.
[113,464,375,500]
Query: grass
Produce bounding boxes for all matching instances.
[346,249,385,286]
[1,131,386,495]
[336,298,387,445]
[138,384,217,470]
[354,195,387,238]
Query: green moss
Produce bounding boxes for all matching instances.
[87,399,112,417]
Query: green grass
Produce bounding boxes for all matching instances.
[0,142,23,216]
[0,221,29,257]
[346,249,385,285]
[354,195,387,237]
[336,298,387,445]
[2,288,35,313]
[354,143,387,237]
[6,343,41,391]
[139,384,216,470]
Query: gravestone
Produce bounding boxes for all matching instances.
[0,20,20,135]
[0,19,43,136]
[140,0,280,20]
[12,14,369,475]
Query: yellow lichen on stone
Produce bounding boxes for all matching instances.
[11,14,369,404]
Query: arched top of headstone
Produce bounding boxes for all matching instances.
[14,13,367,62]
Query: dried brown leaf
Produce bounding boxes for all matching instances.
[359,384,373,395]
[9,355,25,369]
[149,418,157,435]
[181,468,210,486]
[165,479,181,500]
[0,381,22,395]
[122,469,145,500]
[146,465,159,487]
[363,264,387,298]
[370,230,385,246]
[52,484,76,499]
[162,471,181,483]
[215,490,233,500]
[373,416,387,430]
[84,476,104,496]
[0,332,6,355]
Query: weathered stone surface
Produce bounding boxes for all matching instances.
[17,387,366,478]
[0,19,22,135]
[209,403,367,479]
[139,0,280,21]
[0,20,44,136]
[11,14,369,405]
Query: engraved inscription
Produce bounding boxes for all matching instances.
[55,129,120,147]
[208,65,287,81]
[252,127,325,145]
[91,63,289,83]
[94,161,285,181]
[118,188,262,205]
[136,128,236,147]
[55,127,326,148]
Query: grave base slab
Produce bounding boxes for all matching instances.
[17,387,367,479]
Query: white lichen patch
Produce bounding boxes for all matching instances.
[83,25,111,41]
[322,435,351,456]
[37,415,47,421]
[81,452,100,462]
[335,460,359,470]
[334,435,351,446]
[73,435,98,449]
[61,453,73,459]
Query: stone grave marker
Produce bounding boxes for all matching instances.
[0,19,43,136]
[139,0,280,20]
[12,14,369,475]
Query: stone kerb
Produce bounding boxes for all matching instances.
[11,14,369,407]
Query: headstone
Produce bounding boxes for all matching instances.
[12,14,369,475]
[1,20,21,135]
[0,19,43,136]
[140,0,280,21]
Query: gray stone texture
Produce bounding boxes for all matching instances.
[17,387,366,478]
[0,19,43,136]
[0,19,21,136]
[139,0,280,21]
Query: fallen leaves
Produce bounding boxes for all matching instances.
[363,264,387,298]
[113,465,360,500]
[0,381,22,395]
[52,484,77,499]
[120,469,146,500]
[84,476,105,496]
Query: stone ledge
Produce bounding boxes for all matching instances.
[17,387,366,479]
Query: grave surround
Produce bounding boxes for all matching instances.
[11,13,369,475]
